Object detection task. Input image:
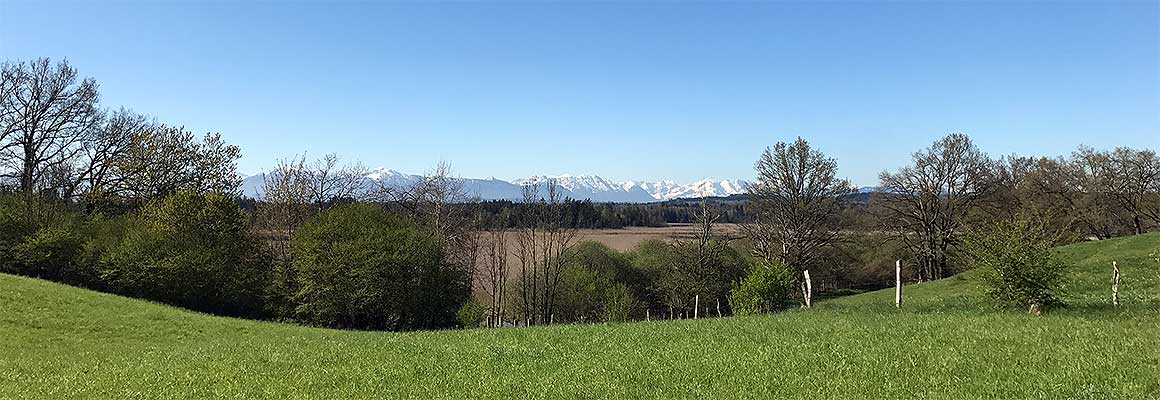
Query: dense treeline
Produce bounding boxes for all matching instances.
[473,197,749,229]
[2,57,1157,330]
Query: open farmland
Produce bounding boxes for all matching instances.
[3,233,1157,399]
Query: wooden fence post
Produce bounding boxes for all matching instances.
[803,270,812,308]
[895,259,902,308]
[716,298,721,318]
[1112,261,1120,307]
[646,309,650,321]
[694,295,700,319]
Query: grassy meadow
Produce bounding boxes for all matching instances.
[2,234,1158,399]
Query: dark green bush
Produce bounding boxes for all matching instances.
[730,259,796,315]
[456,300,486,328]
[10,228,87,284]
[101,190,271,317]
[0,195,108,287]
[290,203,469,330]
[966,216,1067,313]
[553,241,644,322]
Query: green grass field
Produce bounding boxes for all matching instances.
[2,234,1158,399]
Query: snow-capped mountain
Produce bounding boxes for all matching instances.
[241,169,749,203]
[623,178,749,200]
[513,175,656,203]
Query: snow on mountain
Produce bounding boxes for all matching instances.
[514,175,656,203]
[242,168,749,203]
[654,178,749,200]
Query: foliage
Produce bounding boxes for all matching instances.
[289,203,469,330]
[101,190,270,317]
[475,198,750,229]
[0,195,109,287]
[665,238,748,313]
[730,259,796,315]
[554,242,642,322]
[965,217,1068,311]
[3,231,1159,398]
[456,300,486,328]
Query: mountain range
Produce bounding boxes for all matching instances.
[240,168,750,203]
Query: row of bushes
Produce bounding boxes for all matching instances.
[0,193,470,330]
[464,238,798,326]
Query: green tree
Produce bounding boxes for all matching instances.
[290,203,469,330]
[966,216,1067,314]
[102,190,270,317]
[730,259,796,315]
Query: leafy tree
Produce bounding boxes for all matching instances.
[114,126,242,202]
[290,203,469,330]
[101,190,270,317]
[965,216,1067,313]
[456,300,486,328]
[553,241,643,322]
[730,259,796,315]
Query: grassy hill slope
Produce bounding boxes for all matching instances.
[2,235,1158,399]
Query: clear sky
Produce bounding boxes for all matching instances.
[1,1,1157,185]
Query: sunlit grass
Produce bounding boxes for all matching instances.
[2,234,1158,398]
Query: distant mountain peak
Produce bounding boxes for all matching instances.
[242,168,749,203]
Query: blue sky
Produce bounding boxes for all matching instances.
[1,1,1157,185]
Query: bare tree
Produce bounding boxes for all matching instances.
[668,200,735,312]
[1019,155,1116,239]
[741,137,853,273]
[480,223,509,327]
[253,153,368,258]
[0,58,101,194]
[512,181,579,325]
[1104,147,1160,234]
[61,109,153,202]
[876,133,994,281]
[255,156,312,258]
[305,153,368,209]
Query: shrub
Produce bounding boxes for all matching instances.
[0,195,105,287]
[456,300,486,328]
[10,228,88,285]
[730,259,796,315]
[626,239,680,310]
[552,262,640,323]
[554,241,647,322]
[290,203,469,330]
[966,216,1067,313]
[599,283,635,322]
[102,190,271,317]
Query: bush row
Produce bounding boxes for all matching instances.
[0,193,470,330]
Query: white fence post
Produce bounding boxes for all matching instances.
[694,295,700,319]
[1112,261,1120,307]
[895,259,902,308]
[803,270,812,308]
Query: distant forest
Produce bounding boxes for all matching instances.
[477,196,751,228]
